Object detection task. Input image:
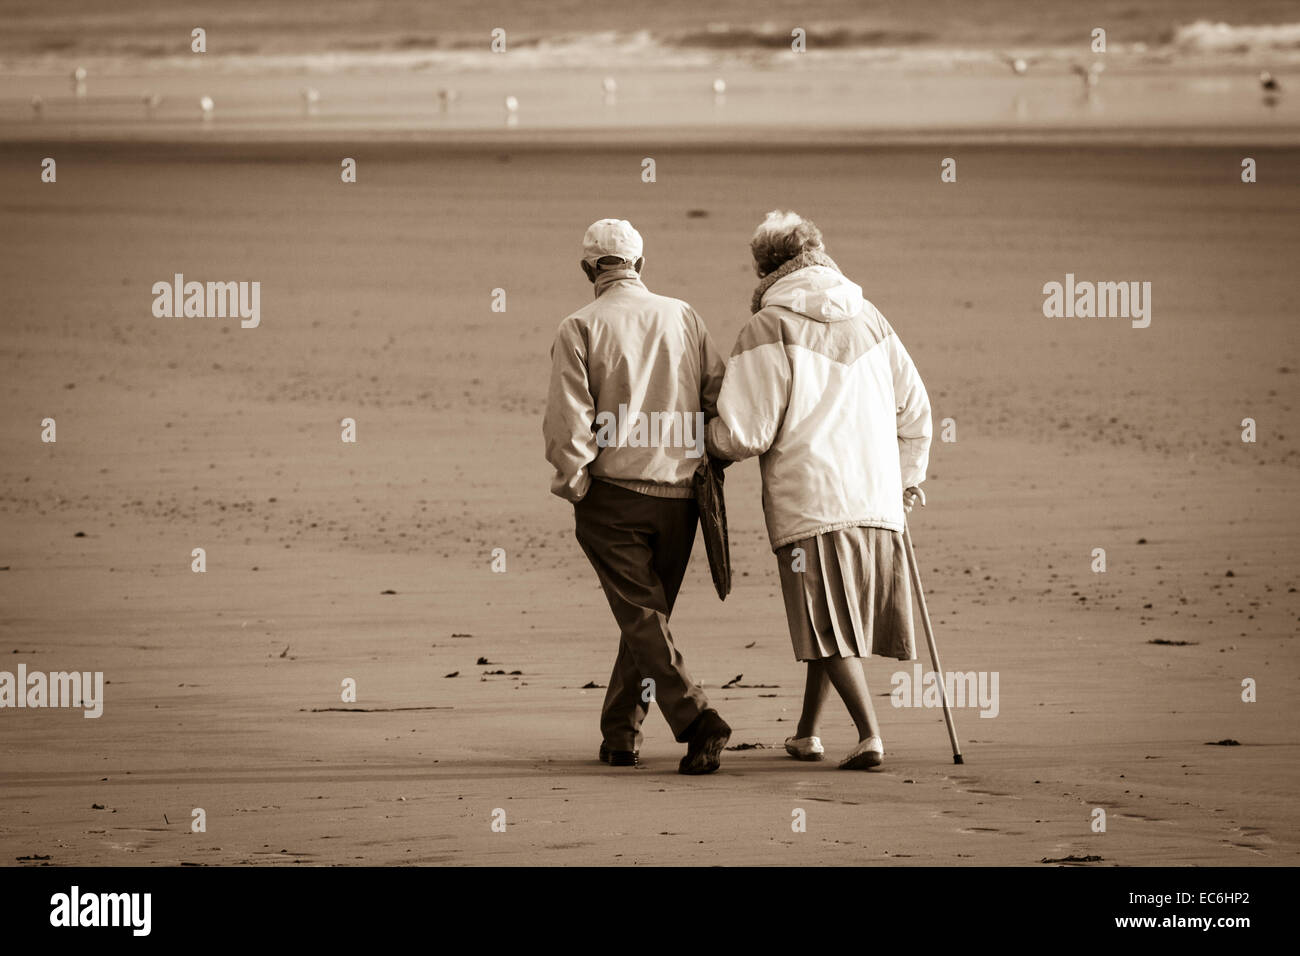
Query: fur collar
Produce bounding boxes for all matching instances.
[751,250,842,314]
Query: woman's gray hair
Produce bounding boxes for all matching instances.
[750,210,824,277]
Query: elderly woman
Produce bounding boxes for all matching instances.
[706,211,932,770]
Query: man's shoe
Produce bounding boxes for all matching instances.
[678,709,731,775]
[598,741,638,767]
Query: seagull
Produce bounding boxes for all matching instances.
[1260,71,1281,107]
[71,65,87,98]
[601,76,617,104]
[712,77,727,95]
[199,95,215,119]
[30,94,43,117]
[301,87,320,115]
[504,95,519,112]
[1072,61,1105,92]
[999,53,1029,76]
[142,92,162,115]
[436,88,459,111]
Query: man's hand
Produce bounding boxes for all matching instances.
[903,486,926,513]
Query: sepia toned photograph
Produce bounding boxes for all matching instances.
[0,0,1296,931]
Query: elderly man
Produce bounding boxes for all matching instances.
[543,219,732,774]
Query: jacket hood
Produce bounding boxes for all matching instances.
[763,265,865,324]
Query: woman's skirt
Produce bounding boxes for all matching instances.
[775,526,917,662]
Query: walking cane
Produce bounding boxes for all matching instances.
[902,521,964,764]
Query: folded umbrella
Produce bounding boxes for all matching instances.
[693,455,731,600]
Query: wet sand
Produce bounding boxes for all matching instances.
[0,140,1297,865]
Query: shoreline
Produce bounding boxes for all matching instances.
[5,125,1300,150]
[3,58,1296,148]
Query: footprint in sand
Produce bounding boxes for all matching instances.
[1229,824,1274,852]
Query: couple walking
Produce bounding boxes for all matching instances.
[543,213,932,774]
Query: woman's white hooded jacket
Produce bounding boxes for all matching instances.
[706,261,932,551]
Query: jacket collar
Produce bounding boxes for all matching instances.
[593,268,645,299]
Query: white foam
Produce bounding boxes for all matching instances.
[5,22,1300,79]
[1172,20,1300,53]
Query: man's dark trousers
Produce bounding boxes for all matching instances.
[574,480,710,752]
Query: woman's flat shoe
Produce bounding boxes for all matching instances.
[838,736,884,770]
[784,736,825,760]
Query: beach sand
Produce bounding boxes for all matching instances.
[0,140,1297,865]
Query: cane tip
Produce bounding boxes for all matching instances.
[953,754,964,764]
